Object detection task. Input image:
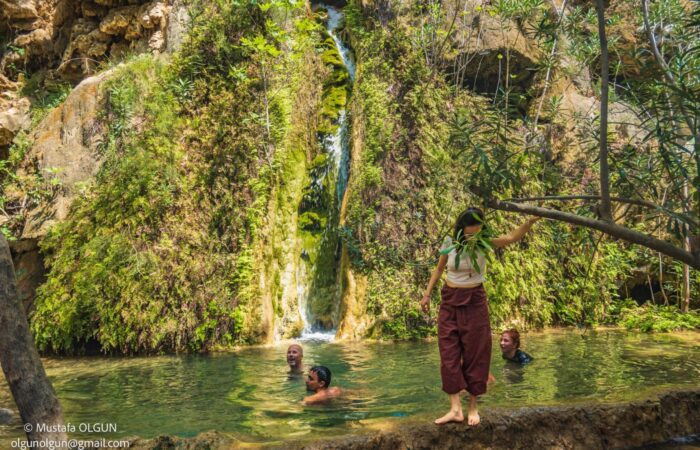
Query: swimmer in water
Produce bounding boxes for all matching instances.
[287,343,304,374]
[500,329,533,364]
[303,366,342,404]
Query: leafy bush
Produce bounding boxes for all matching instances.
[618,303,700,332]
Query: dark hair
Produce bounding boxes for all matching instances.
[502,329,521,349]
[453,207,486,244]
[310,365,332,387]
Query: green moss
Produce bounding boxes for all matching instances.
[321,47,344,68]
[28,0,310,353]
[299,211,327,231]
[310,153,330,169]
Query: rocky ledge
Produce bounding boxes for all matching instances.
[127,388,700,449]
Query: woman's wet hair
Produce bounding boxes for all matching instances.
[502,329,521,349]
[311,365,332,387]
[453,207,486,244]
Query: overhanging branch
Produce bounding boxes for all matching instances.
[487,200,700,269]
[505,195,700,230]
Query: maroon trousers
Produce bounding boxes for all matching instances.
[438,284,492,396]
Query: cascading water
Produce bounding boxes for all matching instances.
[326,4,355,206]
[296,4,354,342]
[324,6,355,207]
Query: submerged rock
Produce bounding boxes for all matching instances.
[0,407,13,425]
[126,389,700,449]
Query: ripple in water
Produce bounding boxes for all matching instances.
[1,330,699,445]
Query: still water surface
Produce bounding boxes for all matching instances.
[1,329,699,444]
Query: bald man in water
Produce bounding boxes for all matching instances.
[287,343,304,374]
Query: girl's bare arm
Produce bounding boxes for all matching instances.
[420,254,447,312]
[492,217,540,248]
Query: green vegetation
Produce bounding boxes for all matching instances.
[339,0,700,339]
[3,0,698,354]
[617,303,700,332]
[27,0,332,354]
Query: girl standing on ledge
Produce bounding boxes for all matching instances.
[419,208,540,426]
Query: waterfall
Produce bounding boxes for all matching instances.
[297,4,354,342]
[327,6,354,207]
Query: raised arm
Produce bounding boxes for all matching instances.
[492,217,540,248]
[420,254,448,313]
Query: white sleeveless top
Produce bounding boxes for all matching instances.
[440,236,486,287]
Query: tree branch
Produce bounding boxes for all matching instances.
[505,195,700,229]
[487,200,700,269]
[642,0,695,132]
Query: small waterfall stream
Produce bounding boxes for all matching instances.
[324,6,355,207]
[297,4,354,342]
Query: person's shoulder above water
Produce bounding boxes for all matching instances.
[303,386,342,404]
[513,349,533,364]
[502,349,533,364]
[303,365,341,405]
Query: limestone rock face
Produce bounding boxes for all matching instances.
[336,249,371,340]
[18,69,113,239]
[165,0,188,53]
[99,5,140,36]
[140,1,166,28]
[0,98,31,147]
[0,0,42,36]
[0,74,31,156]
[1,0,179,84]
[442,0,541,97]
[58,1,170,78]
[0,0,39,22]
[81,1,109,18]
[0,0,71,75]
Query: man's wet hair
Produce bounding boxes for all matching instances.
[310,365,332,387]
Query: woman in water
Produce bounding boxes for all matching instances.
[500,329,533,364]
[420,208,539,426]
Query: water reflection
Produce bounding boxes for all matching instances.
[0,330,698,444]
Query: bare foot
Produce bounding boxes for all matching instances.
[467,405,480,426]
[434,409,464,425]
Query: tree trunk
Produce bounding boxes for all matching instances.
[682,257,691,312]
[0,235,67,444]
[596,0,612,222]
[683,180,691,312]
